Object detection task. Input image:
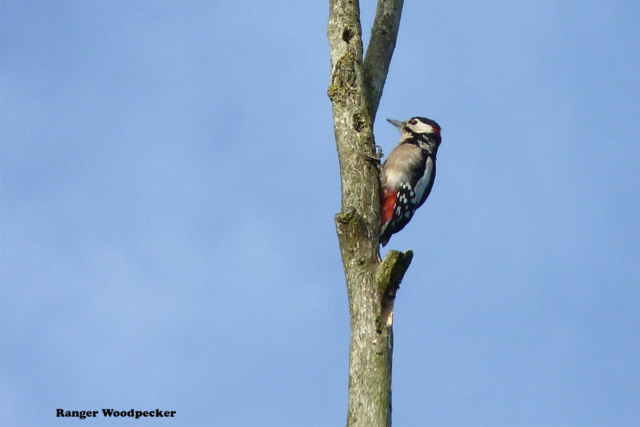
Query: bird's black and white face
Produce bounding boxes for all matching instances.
[387,116,442,152]
[405,117,441,136]
[388,117,441,137]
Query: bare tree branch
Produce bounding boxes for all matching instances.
[364,0,404,121]
[327,0,404,425]
[377,250,413,327]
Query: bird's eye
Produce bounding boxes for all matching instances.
[409,119,417,125]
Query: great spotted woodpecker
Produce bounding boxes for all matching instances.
[380,117,442,247]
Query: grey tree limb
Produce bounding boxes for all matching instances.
[363,0,404,121]
[327,0,406,425]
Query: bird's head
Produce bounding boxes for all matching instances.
[387,116,442,151]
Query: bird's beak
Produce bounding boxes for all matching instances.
[386,118,405,129]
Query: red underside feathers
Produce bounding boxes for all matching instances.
[380,189,397,228]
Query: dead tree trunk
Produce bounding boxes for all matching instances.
[327,1,411,426]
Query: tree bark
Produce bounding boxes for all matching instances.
[363,0,404,122]
[327,1,406,426]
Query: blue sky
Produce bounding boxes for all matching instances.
[2,1,640,426]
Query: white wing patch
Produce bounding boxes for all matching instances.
[413,157,434,205]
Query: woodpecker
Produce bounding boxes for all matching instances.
[380,116,442,247]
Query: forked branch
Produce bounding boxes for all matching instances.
[327,0,405,425]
